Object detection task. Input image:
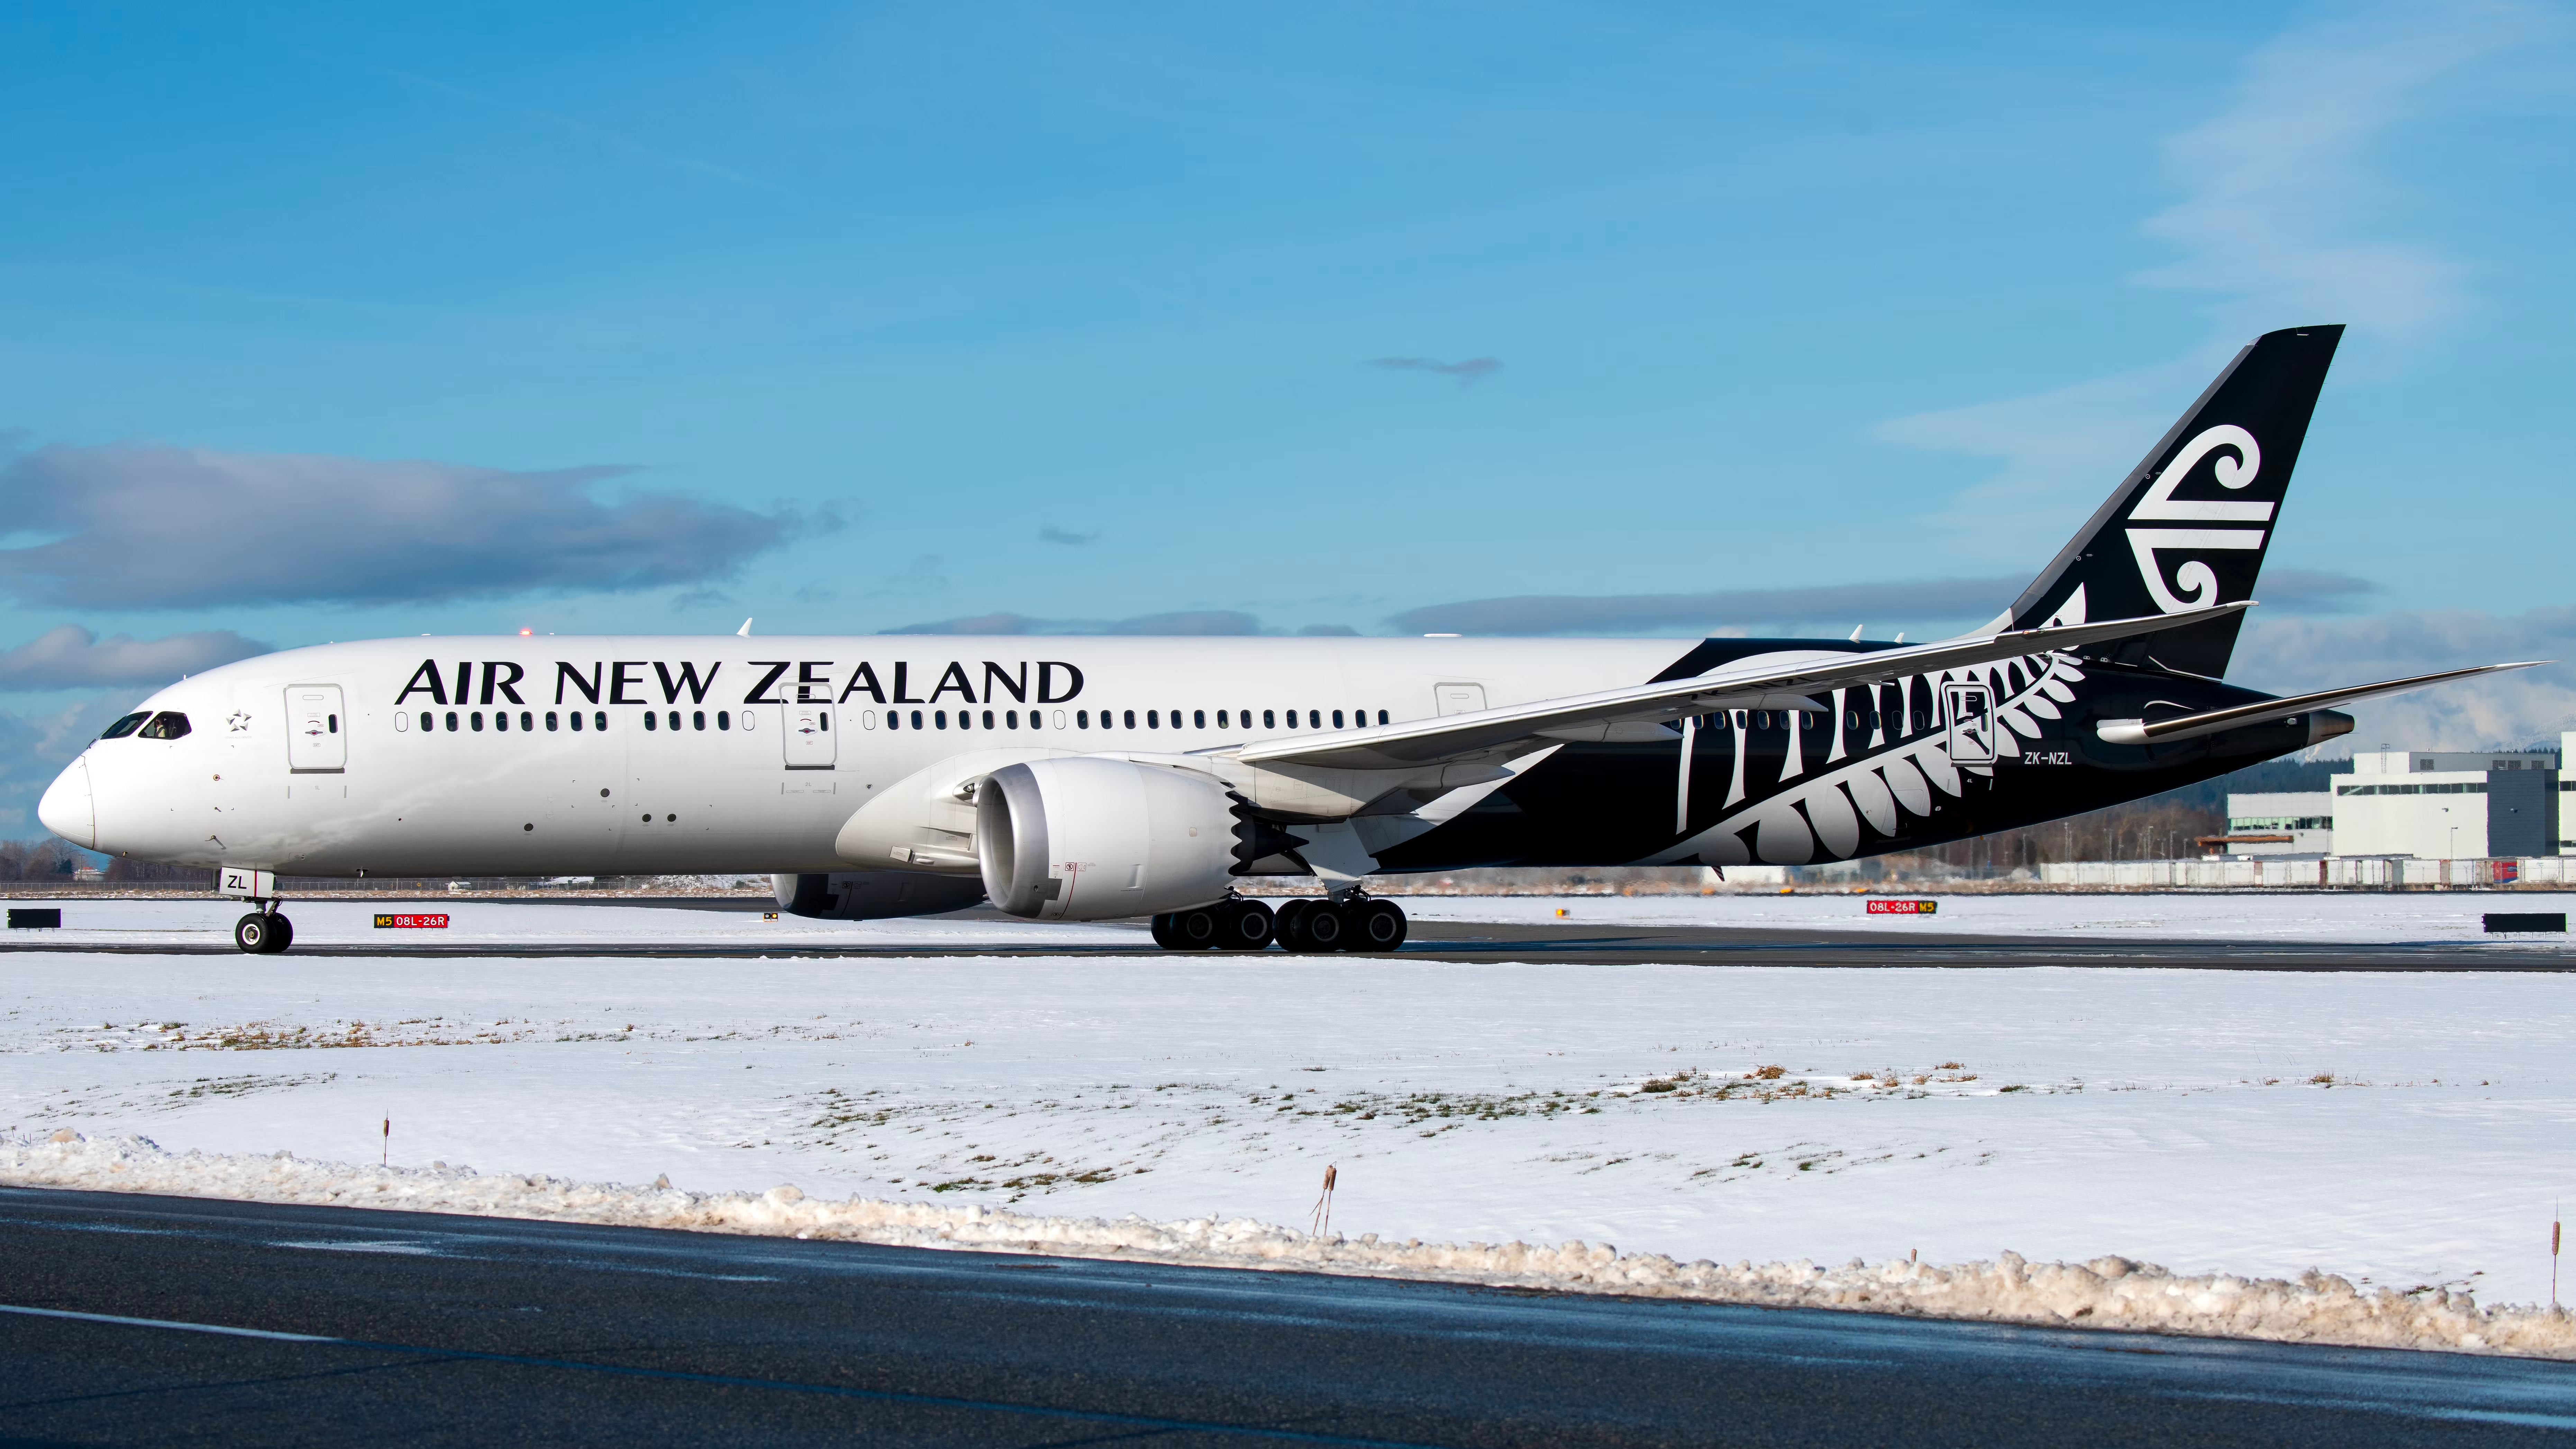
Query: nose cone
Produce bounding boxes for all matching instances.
[38,758,94,850]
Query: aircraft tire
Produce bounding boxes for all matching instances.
[1216,899,1274,951]
[1273,899,1321,953]
[1169,907,1220,950]
[267,914,294,954]
[234,913,283,955]
[1349,899,1406,953]
[1300,901,1347,951]
[1148,913,1177,949]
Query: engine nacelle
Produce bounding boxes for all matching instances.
[976,757,1243,920]
[772,871,987,920]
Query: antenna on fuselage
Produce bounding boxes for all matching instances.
[737,618,754,637]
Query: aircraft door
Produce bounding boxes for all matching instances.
[286,685,346,772]
[783,701,836,768]
[1434,682,1487,716]
[1942,682,1995,764]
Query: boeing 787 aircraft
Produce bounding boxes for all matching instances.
[36,326,2533,953]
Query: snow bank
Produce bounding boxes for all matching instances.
[13,1131,2568,1361]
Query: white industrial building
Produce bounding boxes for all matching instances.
[2220,734,2565,860]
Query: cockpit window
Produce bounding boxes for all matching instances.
[137,711,192,740]
[100,712,152,740]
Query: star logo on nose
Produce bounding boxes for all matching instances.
[227,712,251,732]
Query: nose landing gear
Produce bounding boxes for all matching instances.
[233,908,294,954]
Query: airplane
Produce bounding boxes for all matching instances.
[34,324,2537,955]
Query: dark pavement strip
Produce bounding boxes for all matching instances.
[5,1186,2574,1447]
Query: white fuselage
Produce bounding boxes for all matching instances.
[40,635,1692,877]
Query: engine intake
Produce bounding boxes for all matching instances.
[976,757,1246,920]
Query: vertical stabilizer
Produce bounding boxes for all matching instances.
[2004,325,2343,677]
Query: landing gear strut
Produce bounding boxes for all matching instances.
[233,905,293,955]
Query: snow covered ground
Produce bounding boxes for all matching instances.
[4,894,2575,1349]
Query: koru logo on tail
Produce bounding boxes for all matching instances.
[2125,423,2270,613]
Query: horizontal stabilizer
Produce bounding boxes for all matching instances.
[2093,662,2544,746]
[1235,602,2249,772]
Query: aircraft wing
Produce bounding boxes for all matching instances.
[2093,662,2543,746]
[1231,602,2251,772]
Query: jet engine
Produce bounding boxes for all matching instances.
[975,757,1248,920]
[772,870,987,920]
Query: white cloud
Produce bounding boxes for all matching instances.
[1882,3,2542,558]
[2137,2,2539,339]
[0,625,268,691]
[1873,355,2217,564]
[0,441,809,610]
[2234,606,2576,748]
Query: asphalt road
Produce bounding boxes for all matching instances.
[2,1188,2572,1447]
[5,902,2572,969]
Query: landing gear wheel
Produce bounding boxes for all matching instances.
[1299,900,1348,952]
[234,912,291,955]
[1169,907,1220,950]
[1273,899,1321,953]
[1350,899,1407,952]
[1216,899,1275,951]
[1148,913,1178,949]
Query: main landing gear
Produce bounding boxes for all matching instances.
[1150,895,1408,954]
[234,906,294,955]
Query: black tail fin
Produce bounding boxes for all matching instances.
[2003,325,2343,678]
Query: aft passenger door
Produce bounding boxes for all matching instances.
[285,685,346,772]
[783,701,836,768]
[1943,681,1995,764]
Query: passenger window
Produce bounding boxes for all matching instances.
[546,711,559,731]
[718,711,731,730]
[819,713,829,731]
[594,711,608,731]
[1076,710,1089,728]
[982,710,995,729]
[1194,709,1206,728]
[570,711,583,732]
[668,710,681,731]
[936,710,949,729]
[1124,710,1137,729]
[445,711,459,731]
[910,710,923,729]
[328,713,339,734]
[644,711,657,731]
[138,711,192,740]
[1006,710,1019,728]
[1216,710,1228,728]
[471,711,485,731]
[100,712,151,740]
[1263,710,1275,728]
[496,711,509,732]
[1377,710,1389,725]
[1332,710,1344,728]
[1147,710,1159,728]
[1308,710,1321,729]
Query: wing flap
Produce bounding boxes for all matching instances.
[1234,602,2250,771]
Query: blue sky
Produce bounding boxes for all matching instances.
[2,2,2572,828]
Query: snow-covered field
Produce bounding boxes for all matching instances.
[4,894,2575,1354]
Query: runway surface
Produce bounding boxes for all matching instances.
[3,1187,2572,1447]
[6,899,2572,968]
